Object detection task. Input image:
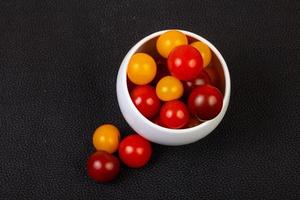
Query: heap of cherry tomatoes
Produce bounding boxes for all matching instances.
[87,30,224,183]
[87,124,152,182]
[128,30,223,129]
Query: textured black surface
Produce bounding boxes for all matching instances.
[0,0,299,199]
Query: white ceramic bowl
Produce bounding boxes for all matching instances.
[116,30,230,146]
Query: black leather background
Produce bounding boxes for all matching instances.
[0,0,299,199]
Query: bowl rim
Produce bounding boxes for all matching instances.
[120,29,231,134]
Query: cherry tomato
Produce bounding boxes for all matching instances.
[188,85,223,120]
[156,76,183,101]
[87,151,120,183]
[168,45,203,81]
[130,85,161,118]
[119,134,152,168]
[183,70,211,94]
[160,100,190,129]
[127,53,157,85]
[156,30,188,58]
[191,41,212,68]
[93,124,120,154]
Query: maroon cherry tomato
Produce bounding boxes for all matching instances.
[167,45,203,81]
[87,151,120,183]
[119,134,152,168]
[183,70,211,94]
[130,85,161,118]
[160,100,190,129]
[188,85,223,120]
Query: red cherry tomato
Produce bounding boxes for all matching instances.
[167,45,203,81]
[87,151,120,183]
[130,85,161,118]
[183,70,211,94]
[188,85,223,120]
[160,100,190,129]
[119,134,152,168]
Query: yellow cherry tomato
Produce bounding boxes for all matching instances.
[156,76,183,101]
[190,41,212,68]
[93,124,120,154]
[156,30,188,58]
[127,53,157,85]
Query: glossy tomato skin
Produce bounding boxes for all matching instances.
[156,76,184,101]
[156,30,188,58]
[119,134,152,168]
[160,100,190,129]
[167,45,203,81]
[188,85,223,120]
[127,53,157,85]
[87,151,120,183]
[130,85,161,118]
[93,124,120,154]
[183,70,211,94]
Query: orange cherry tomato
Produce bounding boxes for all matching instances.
[93,124,120,154]
[156,76,183,101]
[127,53,157,85]
[156,30,188,58]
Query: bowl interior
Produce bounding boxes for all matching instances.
[125,30,229,131]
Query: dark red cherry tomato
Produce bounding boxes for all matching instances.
[188,85,223,120]
[160,100,190,129]
[87,151,120,183]
[130,85,161,118]
[183,70,211,94]
[167,45,203,81]
[119,134,152,168]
